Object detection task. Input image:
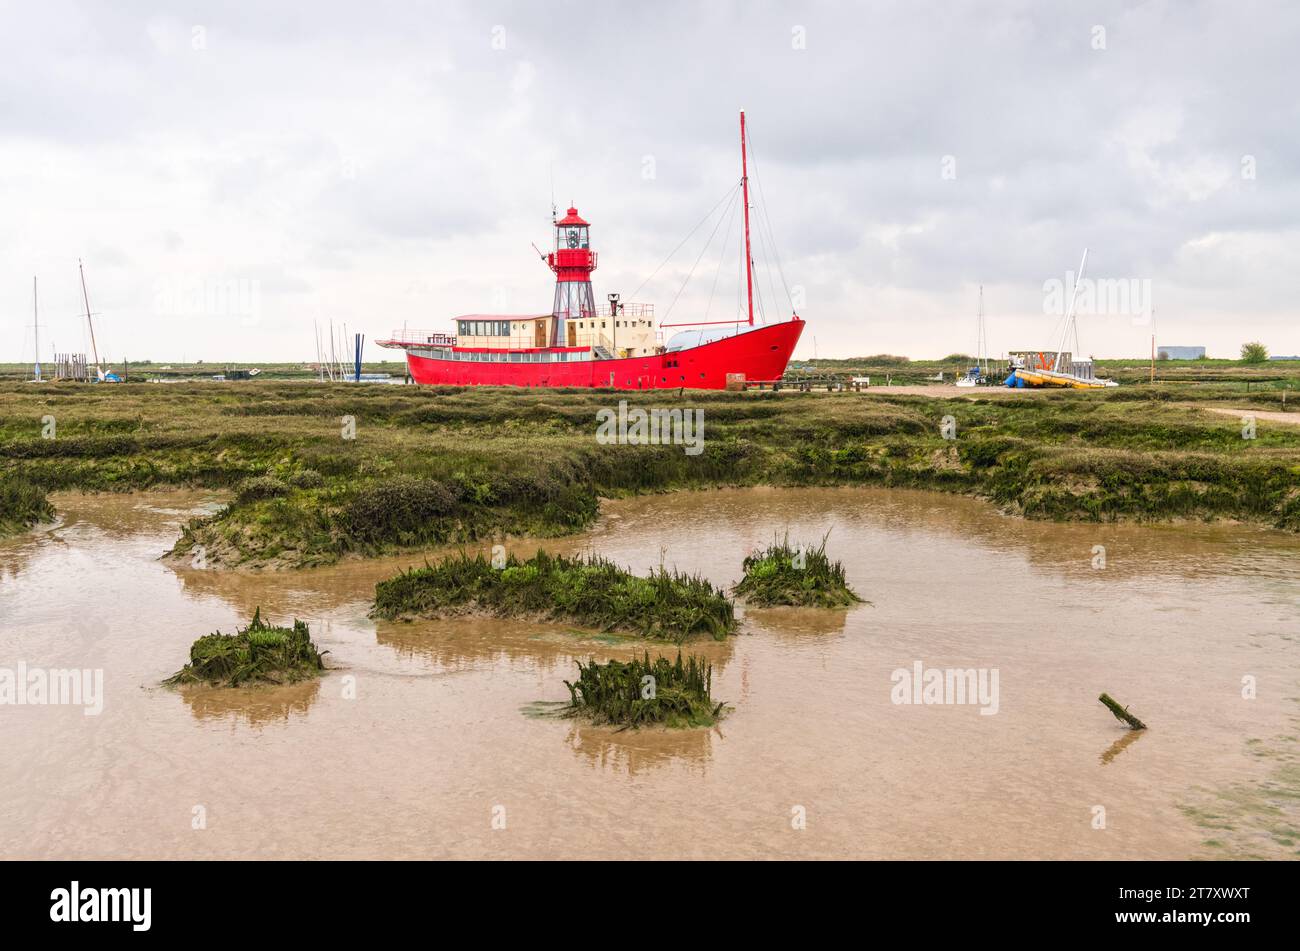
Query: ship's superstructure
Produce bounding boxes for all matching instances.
[379,113,804,389]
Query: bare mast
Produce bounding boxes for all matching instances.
[740,110,754,327]
[33,276,42,382]
[78,259,102,375]
[1053,248,1088,373]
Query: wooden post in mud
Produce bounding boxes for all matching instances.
[1099,692,1147,730]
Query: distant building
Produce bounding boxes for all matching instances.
[1268,355,1300,361]
[1156,345,1206,360]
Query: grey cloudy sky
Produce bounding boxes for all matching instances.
[2,0,1297,363]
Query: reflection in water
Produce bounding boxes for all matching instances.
[176,679,323,726]
[743,605,855,639]
[374,615,740,679]
[565,721,716,775]
[1100,728,1145,765]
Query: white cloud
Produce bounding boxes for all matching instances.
[1,0,1297,363]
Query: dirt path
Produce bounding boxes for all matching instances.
[1198,406,1300,426]
[790,384,1045,398]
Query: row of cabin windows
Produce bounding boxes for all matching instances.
[457,320,514,337]
[457,318,648,337]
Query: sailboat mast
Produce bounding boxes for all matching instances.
[33,276,42,382]
[78,259,102,371]
[1149,307,1157,384]
[740,110,754,327]
[1054,248,1088,373]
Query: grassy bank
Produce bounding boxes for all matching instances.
[372,550,736,642]
[1,379,1298,566]
[563,651,724,728]
[164,609,328,687]
[799,356,1300,388]
[735,536,863,607]
[0,360,405,383]
[0,474,55,538]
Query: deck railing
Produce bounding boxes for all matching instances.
[385,330,458,346]
[583,302,654,320]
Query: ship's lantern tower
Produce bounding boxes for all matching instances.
[547,206,598,346]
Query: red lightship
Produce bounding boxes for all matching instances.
[378,112,804,389]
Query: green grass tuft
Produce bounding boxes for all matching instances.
[734,533,864,607]
[164,607,328,687]
[563,651,724,728]
[371,549,736,642]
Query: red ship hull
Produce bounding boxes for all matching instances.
[398,318,803,390]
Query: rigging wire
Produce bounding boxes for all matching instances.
[753,208,783,326]
[737,220,744,322]
[743,123,796,313]
[703,181,743,324]
[662,182,744,323]
[630,180,743,302]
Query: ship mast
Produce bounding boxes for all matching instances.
[79,259,102,375]
[1053,248,1088,373]
[33,276,42,382]
[740,110,754,327]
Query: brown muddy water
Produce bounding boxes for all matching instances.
[1,487,1296,860]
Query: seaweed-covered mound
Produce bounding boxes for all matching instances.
[164,608,327,687]
[371,549,736,642]
[0,475,54,538]
[734,535,863,607]
[564,651,724,728]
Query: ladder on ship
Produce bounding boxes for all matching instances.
[592,345,614,360]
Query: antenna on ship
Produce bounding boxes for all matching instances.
[549,162,557,223]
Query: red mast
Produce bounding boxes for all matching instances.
[740,110,754,327]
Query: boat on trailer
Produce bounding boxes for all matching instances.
[1004,249,1117,389]
[379,112,804,389]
